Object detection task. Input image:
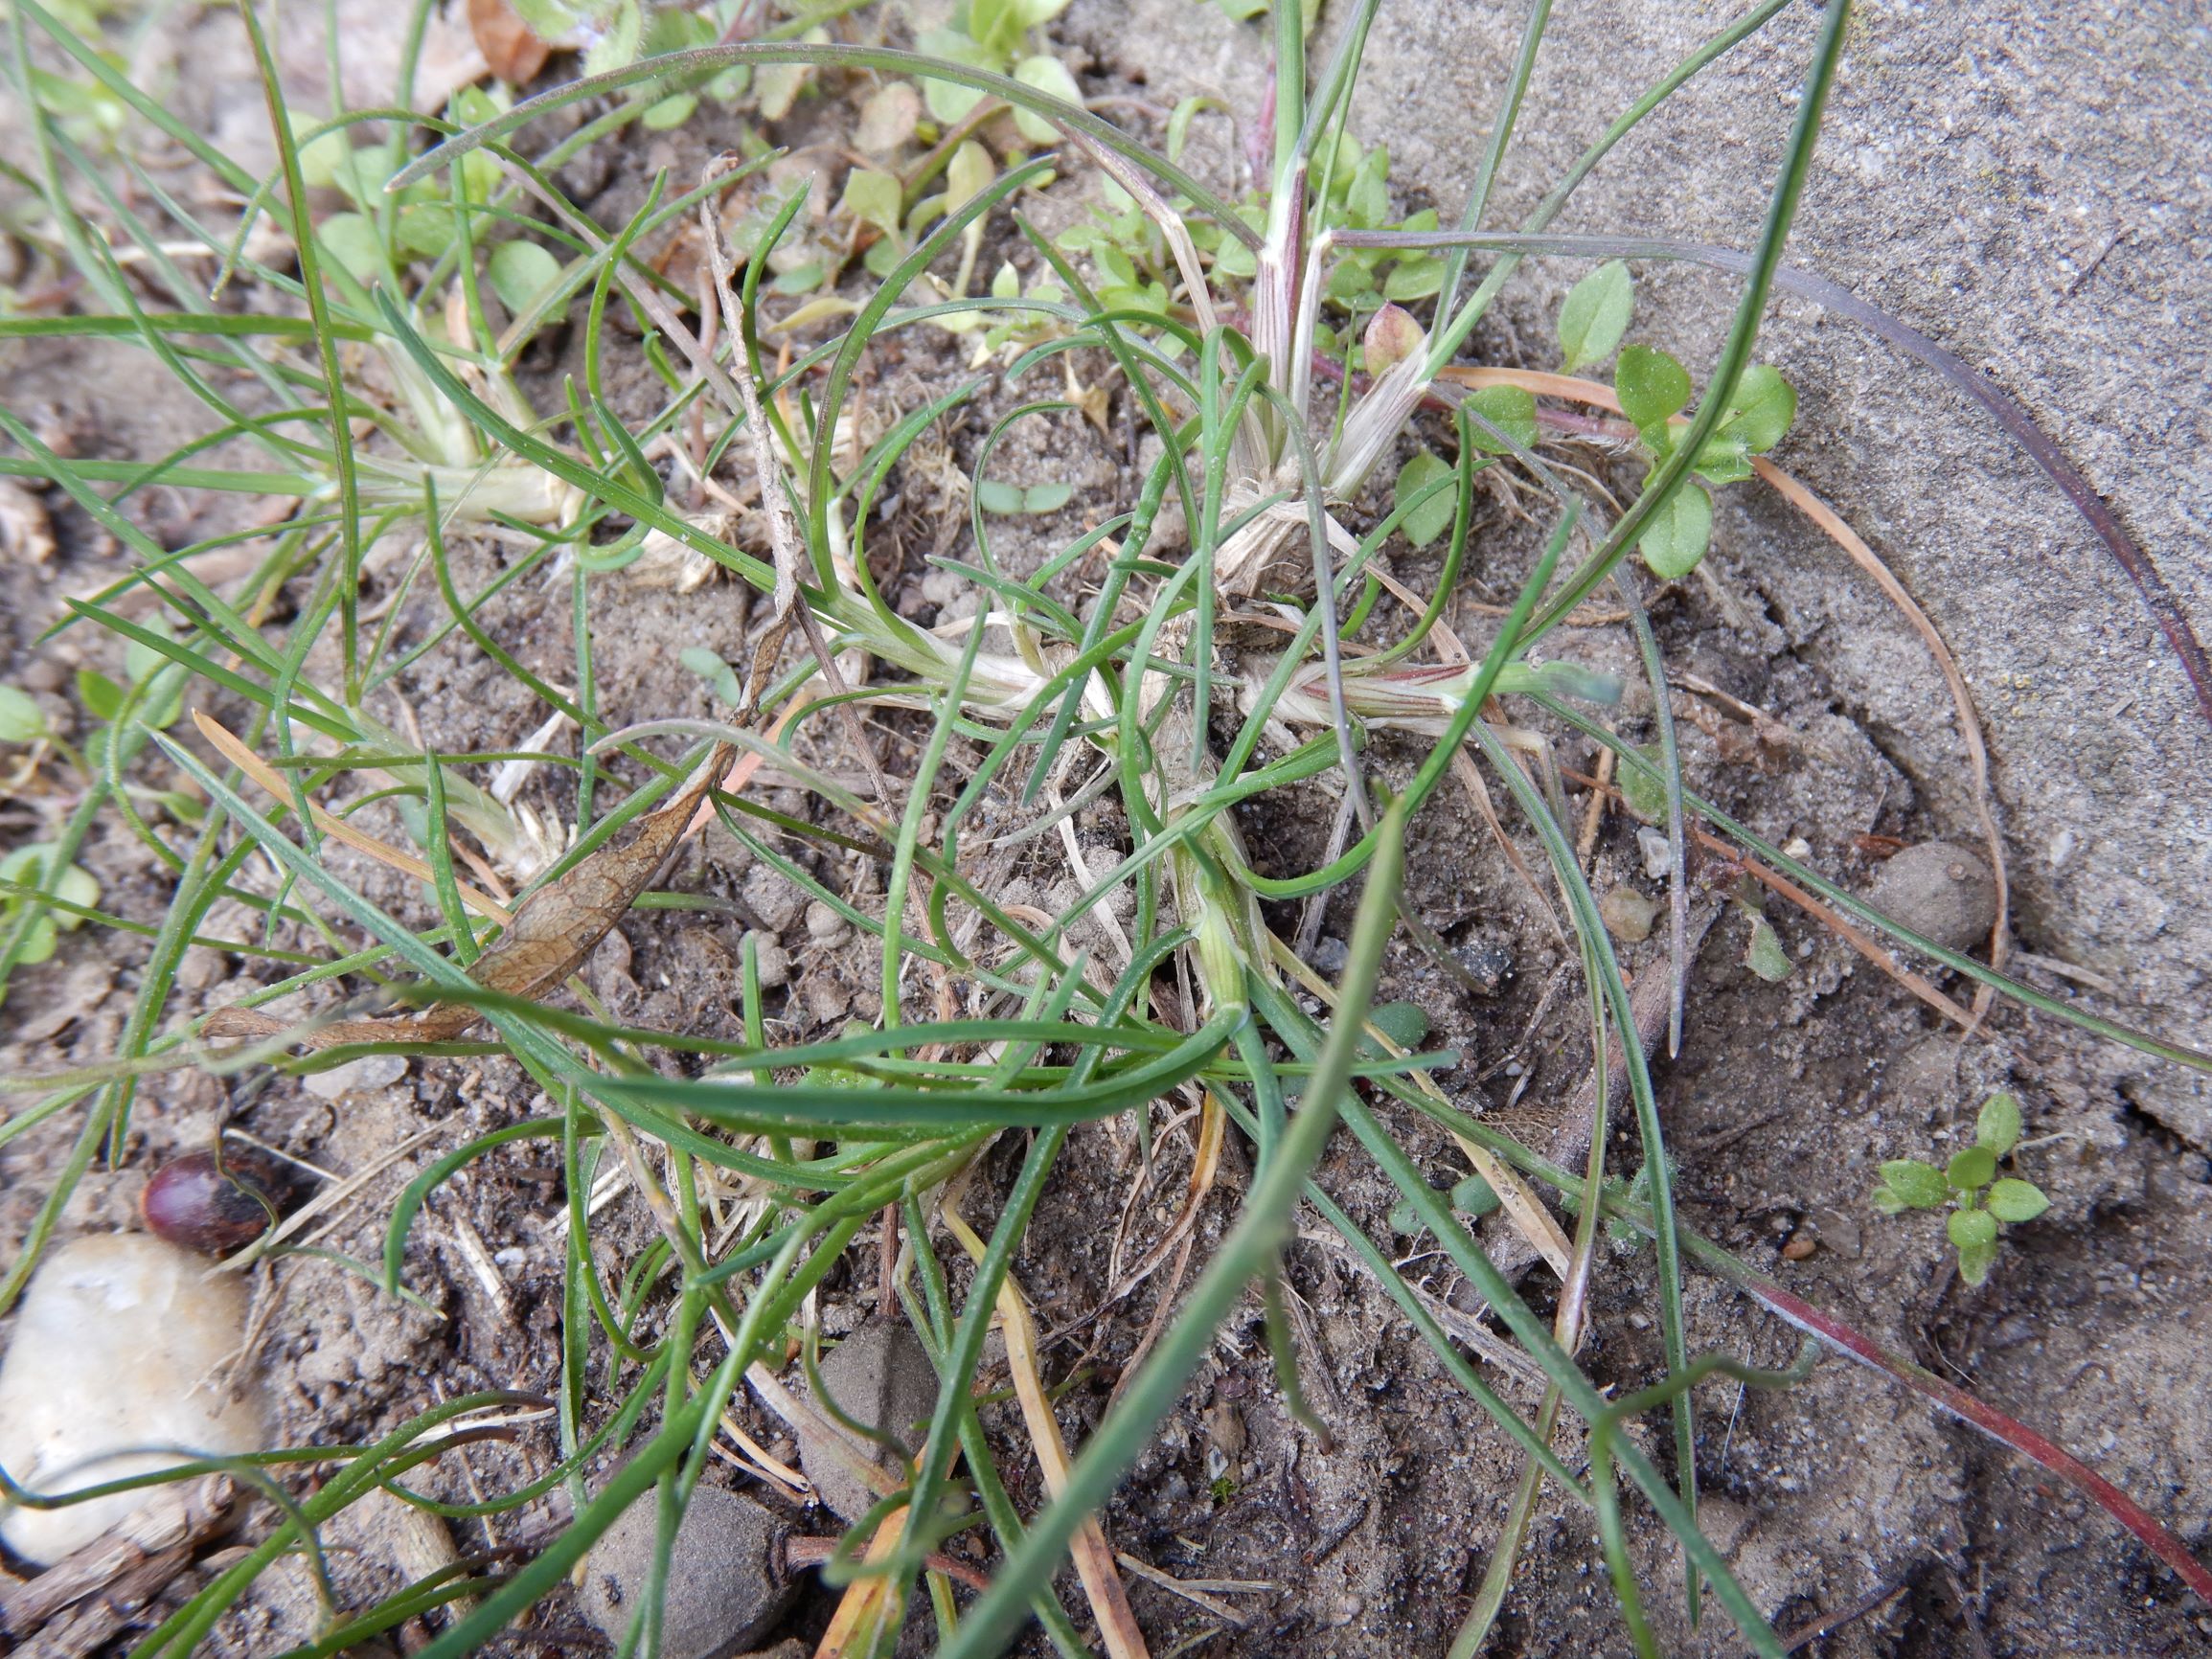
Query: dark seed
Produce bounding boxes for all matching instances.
[142,1148,291,1255]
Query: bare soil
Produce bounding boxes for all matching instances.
[2,3,2208,1657]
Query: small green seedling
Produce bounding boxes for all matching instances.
[1873,1091,2050,1285]
[0,843,101,1003]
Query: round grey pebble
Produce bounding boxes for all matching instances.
[797,1319,940,1524]
[1866,841,1998,954]
[1304,936,1350,977]
[579,1485,795,1659]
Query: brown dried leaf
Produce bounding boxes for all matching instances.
[467,0,551,85]
[202,745,732,1053]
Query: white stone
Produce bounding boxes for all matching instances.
[0,1233,266,1563]
[303,1052,408,1101]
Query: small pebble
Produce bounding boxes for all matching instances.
[1865,841,1998,954]
[1781,1235,1817,1261]
[797,1319,940,1524]
[1449,940,1514,997]
[0,1234,266,1562]
[1305,936,1350,977]
[1599,884,1660,943]
[803,900,848,943]
[580,1484,795,1659]
[1636,827,1672,880]
[304,1052,407,1101]
[748,936,791,989]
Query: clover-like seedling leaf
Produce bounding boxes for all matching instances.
[1954,1237,1997,1286]
[1615,344,1692,435]
[1985,1178,2050,1224]
[489,241,561,317]
[1947,1206,1997,1251]
[1617,744,1667,823]
[1012,54,1083,146]
[1946,1147,1997,1192]
[1369,1000,1429,1051]
[839,169,904,240]
[1559,261,1632,374]
[1876,1159,1947,1210]
[1463,384,1538,457]
[75,669,125,723]
[1745,912,1794,983]
[1393,451,1456,549]
[1450,1173,1500,1217]
[1975,1091,2022,1157]
[1637,483,1711,580]
[1722,363,1796,452]
[0,686,46,743]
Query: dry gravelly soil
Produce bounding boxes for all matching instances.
[2,6,2209,1657]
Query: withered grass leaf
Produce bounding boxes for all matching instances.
[467,0,552,86]
[203,746,732,1053]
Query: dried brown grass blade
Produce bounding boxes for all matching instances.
[941,1205,1152,1659]
[193,711,508,921]
[201,739,732,1051]
[810,1499,910,1659]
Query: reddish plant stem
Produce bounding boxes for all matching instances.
[1690,1240,2212,1602]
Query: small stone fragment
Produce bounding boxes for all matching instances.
[303,1052,408,1101]
[803,900,848,943]
[1636,826,1672,880]
[796,1319,940,1524]
[748,935,791,988]
[1865,841,1998,954]
[0,1234,266,1562]
[1599,884,1660,943]
[1449,939,1514,997]
[1304,936,1350,977]
[579,1485,795,1659]
[1780,1235,1817,1261]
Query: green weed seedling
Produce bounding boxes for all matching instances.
[1873,1090,2051,1285]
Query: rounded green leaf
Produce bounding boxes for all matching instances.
[1558,260,1632,374]
[839,169,905,239]
[1744,913,1793,983]
[1876,1158,1948,1209]
[16,910,57,966]
[1393,451,1455,549]
[1616,743,1666,823]
[1464,384,1537,456]
[1984,1178,2050,1224]
[1946,1146,1997,1191]
[1381,254,1445,302]
[1722,363,1797,452]
[1948,1206,1998,1250]
[1012,55,1082,146]
[1449,1173,1500,1217]
[1636,483,1711,580]
[642,92,698,130]
[1615,343,1691,432]
[1975,1090,2022,1156]
[489,240,562,316]
[0,686,47,743]
[1369,1000,1429,1051]
[315,212,382,284]
[1954,1237,1996,1286]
